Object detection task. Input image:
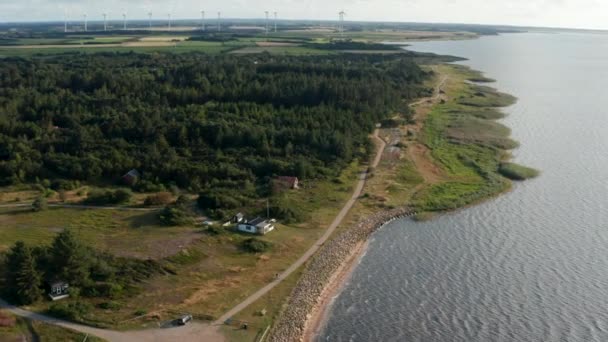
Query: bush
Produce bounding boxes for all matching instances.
[85,189,132,205]
[269,203,307,224]
[98,301,122,310]
[241,238,272,253]
[144,192,173,206]
[32,196,48,212]
[51,179,80,191]
[134,309,147,316]
[159,206,194,226]
[197,192,241,210]
[48,301,92,321]
[498,163,539,181]
[134,180,165,193]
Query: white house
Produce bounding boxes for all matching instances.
[237,217,275,235]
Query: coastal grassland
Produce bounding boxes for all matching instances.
[0,310,106,342]
[0,162,362,329]
[0,207,195,258]
[413,64,536,211]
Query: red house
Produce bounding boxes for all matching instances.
[275,176,299,190]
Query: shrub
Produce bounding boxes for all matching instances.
[48,301,92,321]
[85,189,132,205]
[134,180,165,193]
[144,192,173,206]
[197,192,241,210]
[498,163,539,181]
[241,238,272,253]
[51,179,80,191]
[134,309,147,316]
[32,196,48,212]
[159,206,193,226]
[98,301,122,310]
[269,203,307,224]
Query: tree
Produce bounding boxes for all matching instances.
[49,229,91,288]
[5,242,43,304]
[15,248,43,304]
[32,196,47,212]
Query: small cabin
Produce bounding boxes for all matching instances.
[238,217,275,235]
[274,176,299,190]
[122,169,141,186]
[48,281,69,301]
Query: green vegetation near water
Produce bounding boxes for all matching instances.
[498,162,540,180]
[414,65,537,212]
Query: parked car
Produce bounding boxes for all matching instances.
[176,314,193,326]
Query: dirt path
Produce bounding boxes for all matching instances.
[214,129,387,325]
[406,71,449,185]
[0,299,225,342]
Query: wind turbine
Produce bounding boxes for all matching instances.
[103,13,108,31]
[167,13,172,30]
[217,12,221,32]
[83,13,87,32]
[201,10,205,31]
[63,9,68,32]
[265,11,269,35]
[148,12,153,29]
[274,12,277,33]
[338,10,346,37]
[122,12,127,30]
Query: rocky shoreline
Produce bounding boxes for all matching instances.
[269,207,416,342]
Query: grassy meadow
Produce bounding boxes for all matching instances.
[0,161,363,331]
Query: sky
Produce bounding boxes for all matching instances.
[1,0,607,30]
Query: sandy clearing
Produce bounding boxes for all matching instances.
[256,41,299,47]
[139,36,189,42]
[122,41,178,47]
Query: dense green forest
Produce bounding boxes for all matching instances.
[0,52,430,202]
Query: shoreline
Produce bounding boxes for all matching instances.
[269,208,416,341]
[270,62,535,341]
[303,239,370,341]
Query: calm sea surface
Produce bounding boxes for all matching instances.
[319,33,608,342]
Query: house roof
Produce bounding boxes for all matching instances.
[248,217,266,226]
[235,213,244,218]
[123,169,140,178]
[276,176,298,183]
[50,281,68,287]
